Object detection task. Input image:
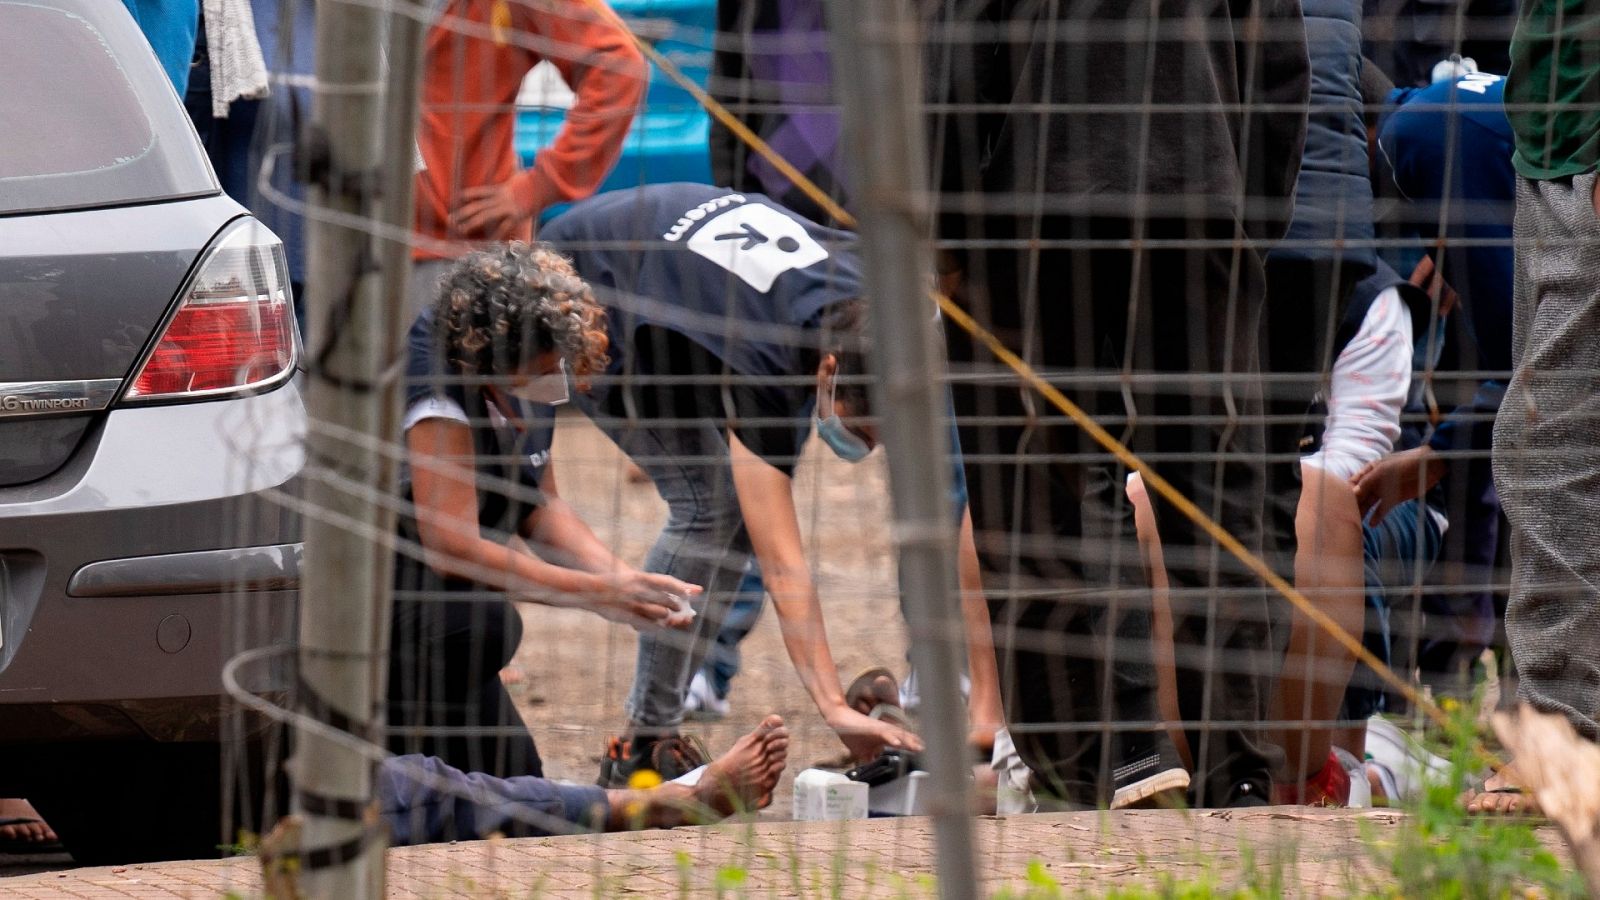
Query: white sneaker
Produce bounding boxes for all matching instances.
[683,670,729,721]
[1333,746,1371,808]
[1365,715,1453,803]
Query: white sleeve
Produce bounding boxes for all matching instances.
[1301,286,1414,481]
[402,395,470,432]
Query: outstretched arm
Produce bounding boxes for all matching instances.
[727,431,922,762]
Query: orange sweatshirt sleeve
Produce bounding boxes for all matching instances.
[510,0,646,216]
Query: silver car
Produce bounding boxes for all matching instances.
[0,0,302,863]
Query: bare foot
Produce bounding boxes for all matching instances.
[692,714,789,817]
[1462,763,1542,817]
[0,798,57,846]
[612,716,789,829]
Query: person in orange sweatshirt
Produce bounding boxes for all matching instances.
[413,0,646,258]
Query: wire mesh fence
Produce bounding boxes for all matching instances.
[8,0,1595,894]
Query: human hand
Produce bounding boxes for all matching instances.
[1350,446,1445,525]
[825,705,923,763]
[599,571,702,631]
[450,182,532,241]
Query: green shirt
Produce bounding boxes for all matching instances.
[1507,0,1600,179]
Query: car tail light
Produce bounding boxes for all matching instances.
[124,219,296,402]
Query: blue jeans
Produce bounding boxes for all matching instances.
[1343,499,1444,719]
[380,754,608,845]
[701,563,766,699]
[585,408,749,729]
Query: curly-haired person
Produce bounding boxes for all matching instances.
[389,243,700,780]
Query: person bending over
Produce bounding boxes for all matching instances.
[390,245,698,781]
[529,183,1004,783]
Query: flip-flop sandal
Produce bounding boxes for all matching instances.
[0,817,65,855]
[845,666,916,728]
[650,734,712,782]
[845,667,900,718]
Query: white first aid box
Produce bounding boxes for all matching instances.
[792,768,868,821]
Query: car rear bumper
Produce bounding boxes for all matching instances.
[0,381,304,743]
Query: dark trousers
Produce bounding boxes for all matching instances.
[387,582,543,780]
[951,216,1280,805]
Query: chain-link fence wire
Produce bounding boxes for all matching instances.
[204,0,1532,881]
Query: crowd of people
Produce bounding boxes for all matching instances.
[7,0,1599,854]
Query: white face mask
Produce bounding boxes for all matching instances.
[509,358,570,406]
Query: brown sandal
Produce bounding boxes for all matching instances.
[845,667,914,729]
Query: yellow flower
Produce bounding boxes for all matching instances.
[628,768,664,790]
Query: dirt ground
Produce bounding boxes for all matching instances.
[504,410,909,802]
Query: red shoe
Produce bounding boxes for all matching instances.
[1274,750,1352,806]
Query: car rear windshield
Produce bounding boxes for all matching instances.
[0,1,215,215]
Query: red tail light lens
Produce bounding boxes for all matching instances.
[125,219,297,401]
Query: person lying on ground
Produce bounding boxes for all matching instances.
[390,245,699,782]
[382,715,788,844]
[528,183,1005,782]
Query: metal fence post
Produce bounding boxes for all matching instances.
[824,3,978,898]
[289,1,422,895]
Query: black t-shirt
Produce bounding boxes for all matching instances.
[398,309,557,544]
[540,184,861,474]
[604,324,813,475]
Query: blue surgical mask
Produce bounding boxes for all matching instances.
[816,376,872,462]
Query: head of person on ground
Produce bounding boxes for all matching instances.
[390,242,701,782]
[536,184,1004,779]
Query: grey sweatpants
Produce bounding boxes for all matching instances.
[1493,171,1600,740]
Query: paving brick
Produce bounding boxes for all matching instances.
[0,808,1569,898]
